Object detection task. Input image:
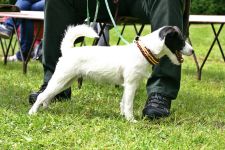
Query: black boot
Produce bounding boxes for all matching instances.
[142,93,172,119]
[29,82,71,104]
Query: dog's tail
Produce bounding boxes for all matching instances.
[60,24,99,55]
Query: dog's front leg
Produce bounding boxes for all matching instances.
[120,94,126,116]
[122,82,138,122]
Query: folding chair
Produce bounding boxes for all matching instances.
[0,17,18,64]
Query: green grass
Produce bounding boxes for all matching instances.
[0,25,224,149]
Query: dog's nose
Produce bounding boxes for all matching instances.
[191,49,194,54]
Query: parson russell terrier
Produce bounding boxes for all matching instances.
[29,24,193,122]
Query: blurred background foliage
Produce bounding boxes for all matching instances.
[0,0,225,15]
[191,0,225,15]
[0,0,16,5]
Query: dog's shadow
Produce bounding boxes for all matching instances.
[44,100,124,120]
[43,91,146,121]
[42,84,127,120]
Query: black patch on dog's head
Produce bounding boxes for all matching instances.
[159,26,185,53]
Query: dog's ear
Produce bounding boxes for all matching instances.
[159,26,185,53]
[159,26,176,40]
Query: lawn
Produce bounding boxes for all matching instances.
[0,25,224,149]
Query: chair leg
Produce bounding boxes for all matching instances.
[0,38,5,57]
[93,23,107,45]
[137,24,145,36]
[117,24,126,45]
[10,35,17,55]
[4,34,14,65]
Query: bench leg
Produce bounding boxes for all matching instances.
[211,24,225,61]
[199,23,224,79]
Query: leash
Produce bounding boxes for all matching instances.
[86,0,100,25]
[135,37,159,65]
[104,0,129,45]
[86,0,90,25]
[86,0,129,45]
[93,0,100,23]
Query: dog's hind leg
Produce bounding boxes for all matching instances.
[122,82,138,122]
[28,72,76,115]
[28,91,55,115]
[42,76,76,108]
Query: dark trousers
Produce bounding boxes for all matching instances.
[43,0,185,99]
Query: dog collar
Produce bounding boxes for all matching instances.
[175,51,184,63]
[135,39,159,65]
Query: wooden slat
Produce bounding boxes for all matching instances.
[0,11,44,20]
[189,15,225,24]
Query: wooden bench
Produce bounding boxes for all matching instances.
[0,11,44,74]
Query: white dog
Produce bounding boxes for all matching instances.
[29,24,193,122]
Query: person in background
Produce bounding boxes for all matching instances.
[0,0,45,61]
[29,0,189,120]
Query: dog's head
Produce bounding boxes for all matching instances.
[140,26,193,65]
[158,26,193,65]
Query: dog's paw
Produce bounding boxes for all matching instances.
[42,101,50,109]
[129,118,137,123]
[127,117,137,123]
[125,115,137,123]
[28,108,37,115]
[120,111,125,116]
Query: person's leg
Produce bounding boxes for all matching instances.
[16,0,45,60]
[29,0,87,104]
[42,0,87,82]
[127,0,185,119]
[3,0,32,27]
[31,0,45,11]
[4,18,16,28]
[14,0,33,60]
[148,0,184,98]
[42,0,118,82]
[15,19,33,60]
[143,0,185,119]
[0,0,31,39]
[0,18,14,39]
